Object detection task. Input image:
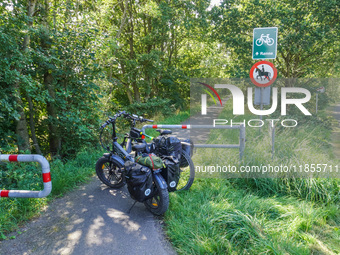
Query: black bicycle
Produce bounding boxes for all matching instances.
[95,111,195,215]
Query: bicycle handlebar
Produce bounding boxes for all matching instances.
[100,111,153,129]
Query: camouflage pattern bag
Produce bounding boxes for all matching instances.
[136,153,164,170]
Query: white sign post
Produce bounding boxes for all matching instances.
[315,86,325,114]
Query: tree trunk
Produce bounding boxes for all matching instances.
[27,96,42,154]
[14,0,37,152]
[15,96,31,152]
[44,72,60,156]
[133,83,140,102]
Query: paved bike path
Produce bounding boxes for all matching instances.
[0,178,175,255]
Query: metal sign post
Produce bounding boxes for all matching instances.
[315,86,325,114]
[316,93,319,114]
[251,27,278,155]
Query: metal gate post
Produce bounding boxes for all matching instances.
[239,124,246,159]
[0,154,52,198]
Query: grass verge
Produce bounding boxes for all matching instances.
[164,102,340,254]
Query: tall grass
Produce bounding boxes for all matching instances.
[164,101,340,254]
[166,179,340,254]
[193,103,340,204]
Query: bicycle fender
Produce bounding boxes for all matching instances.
[153,172,168,190]
[109,155,125,167]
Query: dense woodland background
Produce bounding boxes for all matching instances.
[0,0,339,158]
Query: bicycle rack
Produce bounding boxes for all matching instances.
[0,154,52,198]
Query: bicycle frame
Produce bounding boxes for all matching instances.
[108,121,134,161]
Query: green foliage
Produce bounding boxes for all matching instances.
[126,98,175,117]
[0,1,102,157]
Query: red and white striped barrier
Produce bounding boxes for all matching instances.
[141,124,242,131]
[0,154,52,198]
[148,124,191,130]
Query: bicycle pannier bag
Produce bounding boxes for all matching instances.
[162,158,181,192]
[124,161,154,202]
[151,136,182,161]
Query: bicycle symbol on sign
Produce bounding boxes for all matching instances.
[255,34,275,46]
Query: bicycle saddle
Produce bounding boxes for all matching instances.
[132,143,146,152]
[156,129,172,135]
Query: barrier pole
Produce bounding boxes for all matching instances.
[0,154,52,198]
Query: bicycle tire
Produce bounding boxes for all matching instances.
[144,179,169,215]
[267,38,274,46]
[255,38,263,46]
[176,151,195,191]
[95,157,125,188]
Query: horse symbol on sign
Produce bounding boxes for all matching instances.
[255,65,271,81]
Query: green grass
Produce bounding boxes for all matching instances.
[164,101,340,254]
[166,179,340,254]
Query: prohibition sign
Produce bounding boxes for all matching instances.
[250,60,277,87]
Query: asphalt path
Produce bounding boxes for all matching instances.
[0,178,175,255]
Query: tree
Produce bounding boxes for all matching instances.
[210,0,340,79]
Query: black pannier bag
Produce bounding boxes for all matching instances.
[124,161,154,202]
[180,139,194,167]
[151,136,182,161]
[162,158,181,192]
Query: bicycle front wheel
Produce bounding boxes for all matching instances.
[144,179,169,215]
[177,151,195,191]
[95,157,125,188]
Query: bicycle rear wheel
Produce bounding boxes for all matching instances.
[176,151,195,191]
